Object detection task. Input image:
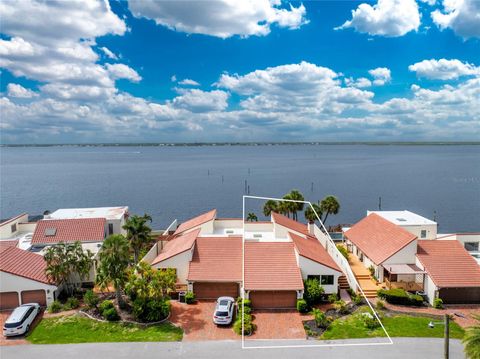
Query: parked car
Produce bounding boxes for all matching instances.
[3,303,40,337]
[213,296,235,325]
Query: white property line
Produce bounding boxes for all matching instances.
[241,195,393,350]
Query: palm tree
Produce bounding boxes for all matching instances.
[287,189,305,220]
[263,200,278,217]
[123,214,153,264]
[304,203,322,224]
[277,200,291,217]
[246,213,258,222]
[463,314,480,359]
[96,234,130,308]
[320,195,340,224]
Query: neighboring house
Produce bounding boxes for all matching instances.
[46,206,128,236]
[149,210,343,309]
[0,213,38,250]
[0,246,58,310]
[416,240,480,304]
[436,233,480,265]
[368,210,437,240]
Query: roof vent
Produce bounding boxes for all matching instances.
[225,230,234,234]
[396,218,407,222]
[253,233,262,238]
[44,228,57,236]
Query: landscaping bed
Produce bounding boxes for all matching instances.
[27,314,183,344]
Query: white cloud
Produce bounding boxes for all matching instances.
[431,0,480,39]
[408,58,479,79]
[336,0,421,37]
[172,89,229,112]
[7,83,38,98]
[128,0,308,38]
[178,78,200,86]
[100,46,118,60]
[106,63,142,83]
[368,67,392,85]
[345,77,372,88]
[171,75,177,82]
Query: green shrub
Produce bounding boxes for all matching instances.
[328,293,339,303]
[63,297,80,310]
[377,289,423,306]
[238,305,252,315]
[363,313,380,329]
[368,265,375,277]
[83,290,100,309]
[376,299,386,310]
[303,278,325,306]
[133,298,170,322]
[336,245,349,260]
[409,294,424,306]
[103,307,120,321]
[233,314,255,336]
[47,300,63,313]
[185,291,195,304]
[433,298,443,309]
[296,299,309,313]
[99,300,114,314]
[312,309,330,329]
[333,300,349,314]
[242,299,251,308]
[352,294,363,305]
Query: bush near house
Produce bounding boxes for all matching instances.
[377,289,423,306]
[433,298,443,309]
[333,300,350,314]
[376,299,386,310]
[47,300,63,314]
[312,309,331,328]
[133,298,170,322]
[336,245,349,260]
[328,293,339,303]
[83,290,100,309]
[98,300,119,321]
[63,297,80,310]
[233,314,255,336]
[296,299,309,313]
[303,278,325,306]
[185,291,195,304]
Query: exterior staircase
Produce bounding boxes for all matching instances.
[355,274,379,298]
[338,275,350,290]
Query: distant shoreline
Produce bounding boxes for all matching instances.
[1,141,480,148]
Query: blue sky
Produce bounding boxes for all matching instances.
[1,0,479,143]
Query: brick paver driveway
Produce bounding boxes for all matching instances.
[170,300,238,341]
[0,310,44,346]
[250,309,307,340]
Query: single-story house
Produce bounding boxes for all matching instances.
[149,210,343,309]
[0,246,58,310]
[416,240,480,304]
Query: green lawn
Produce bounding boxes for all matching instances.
[28,315,183,344]
[321,312,465,340]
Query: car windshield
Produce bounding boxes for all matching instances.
[215,311,229,317]
[219,300,229,306]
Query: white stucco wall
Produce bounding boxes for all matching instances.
[401,224,437,240]
[274,223,306,239]
[0,271,58,306]
[0,214,29,239]
[415,257,437,305]
[383,240,418,265]
[297,255,340,294]
[151,248,193,284]
[214,219,243,229]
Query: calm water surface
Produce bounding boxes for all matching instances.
[1,145,479,232]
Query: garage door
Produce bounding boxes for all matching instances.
[439,287,480,304]
[250,291,297,309]
[21,290,47,306]
[0,292,19,310]
[193,282,239,299]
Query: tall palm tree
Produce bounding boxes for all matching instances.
[463,314,480,359]
[246,213,258,222]
[277,200,291,218]
[96,234,130,308]
[304,203,322,224]
[320,195,340,224]
[287,189,305,220]
[263,200,278,217]
[123,214,153,264]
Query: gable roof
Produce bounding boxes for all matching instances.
[187,236,242,282]
[244,242,303,290]
[0,239,19,249]
[174,209,216,235]
[416,240,480,288]
[344,213,417,265]
[0,247,54,285]
[290,232,341,272]
[32,218,106,245]
[271,212,308,236]
[152,228,200,264]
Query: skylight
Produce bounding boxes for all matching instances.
[44,228,57,236]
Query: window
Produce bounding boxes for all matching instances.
[420,230,427,238]
[108,223,114,235]
[465,242,479,252]
[307,275,320,282]
[321,275,334,285]
[10,223,17,233]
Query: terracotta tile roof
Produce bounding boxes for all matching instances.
[0,247,53,284]
[271,212,309,236]
[416,240,480,288]
[244,242,303,290]
[32,218,106,245]
[187,236,242,282]
[290,232,341,272]
[344,213,417,265]
[0,239,19,249]
[174,209,216,235]
[152,228,200,264]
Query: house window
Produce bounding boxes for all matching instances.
[307,275,321,282]
[420,230,427,238]
[464,242,479,252]
[108,223,114,235]
[321,275,334,285]
[10,223,17,233]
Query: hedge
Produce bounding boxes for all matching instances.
[377,289,423,306]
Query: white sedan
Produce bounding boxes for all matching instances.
[213,297,235,325]
[3,303,40,337]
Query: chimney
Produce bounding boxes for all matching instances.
[308,222,315,235]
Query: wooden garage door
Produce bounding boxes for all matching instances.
[439,287,480,304]
[0,292,19,310]
[250,291,297,309]
[21,290,46,306]
[194,282,239,299]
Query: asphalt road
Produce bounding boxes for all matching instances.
[1,338,466,359]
